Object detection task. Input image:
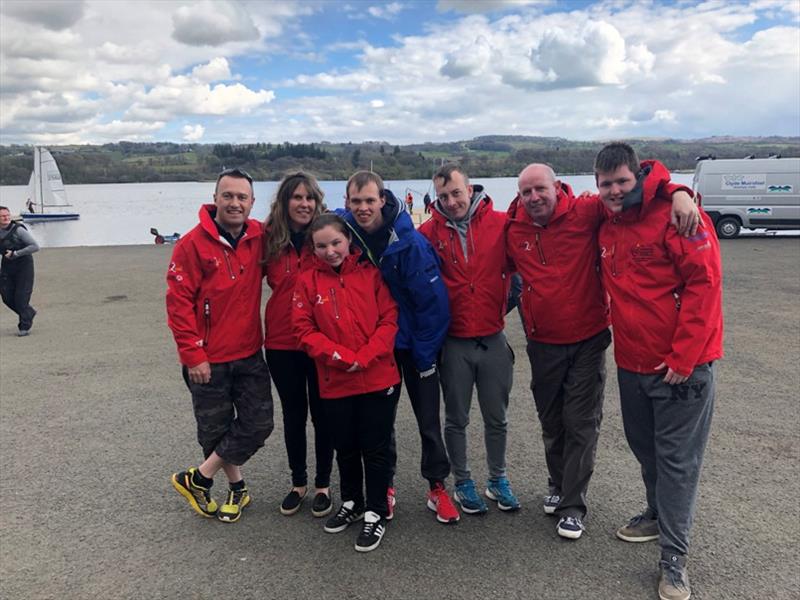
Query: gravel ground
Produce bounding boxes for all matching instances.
[1,237,798,600]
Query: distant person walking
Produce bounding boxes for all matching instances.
[0,206,39,336]
[166,168,274,524]
[405,192,414,214]
[423,192,432,214]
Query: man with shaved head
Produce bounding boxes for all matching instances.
[506,163,698,540]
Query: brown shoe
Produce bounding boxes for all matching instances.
[658,554,691,600]
[616,509,659,543]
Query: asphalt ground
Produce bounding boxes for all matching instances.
[1,238,798,600]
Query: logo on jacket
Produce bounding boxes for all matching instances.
[521,241,532,251]
[315,294,330,305]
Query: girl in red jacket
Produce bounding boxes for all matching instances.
[262,173,333,518]
[292,213,400,553]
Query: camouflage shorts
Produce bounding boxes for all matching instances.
[182,351,274,466]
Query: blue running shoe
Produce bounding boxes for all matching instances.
[485,476,521,511]
[454,479,488,515]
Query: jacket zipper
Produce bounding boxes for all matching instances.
[223,251,235,280]
[611,243,618,277]
[448,231,458,264]
[500,271,507,320]
[203,298,211,348]
[525,285,536,336]
[330,287,340,320]
[535,232,547,265]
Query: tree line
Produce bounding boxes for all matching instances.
[0,136,797,185]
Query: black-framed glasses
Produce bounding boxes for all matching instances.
[216,167,253,185]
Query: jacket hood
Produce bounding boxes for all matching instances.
[620,160,673,219]
[341,188,415,259]
[309,246,365,274]
[199,203,262,242]
[431,184,491,226]
[507,182,576,226]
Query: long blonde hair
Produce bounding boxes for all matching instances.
[264,172,325,261]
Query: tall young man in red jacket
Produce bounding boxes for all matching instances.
[420,164,519,515]
[506,164,698,541]
[166,168,274,524]
[596,143,722,600]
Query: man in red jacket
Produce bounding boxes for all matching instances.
[166,168,274,524]
[596,143,722,600]
[420,164,519,515]
[506,164,698,541]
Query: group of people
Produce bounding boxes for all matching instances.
[165,142,723,600]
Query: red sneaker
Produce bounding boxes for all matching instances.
[387,487,396,520]
[427,483,460,524]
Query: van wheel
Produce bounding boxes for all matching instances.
[715,216,741,239]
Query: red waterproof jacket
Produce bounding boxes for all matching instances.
[598,161,724,377]
[264,239,314,350]
[292,252,400,399]
[166,205,264,367]
[506,183,610,344]
[419,193,510,338]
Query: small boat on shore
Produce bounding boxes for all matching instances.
[21,147,80,222]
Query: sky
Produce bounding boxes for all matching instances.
[1,0,799,146]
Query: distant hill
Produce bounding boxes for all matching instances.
[1,136,798,185]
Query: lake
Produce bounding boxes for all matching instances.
[0,174,696,248]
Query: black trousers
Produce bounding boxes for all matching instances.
[0,256,36,330]
[265,349,334,488]
[526,328,611,518]
[323,385,400,517]
[182,351,274,466]
[390,349,451,487]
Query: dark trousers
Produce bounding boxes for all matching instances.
[526,328,611,518]
[0,256,36,330]
[182,351,274,466]
[618,363,715,557]
[265,349,333,488]
[389,349,451,487]
[323,386,400,517]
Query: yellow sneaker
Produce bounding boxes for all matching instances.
[218,485,251,523]
[171,468,218,517]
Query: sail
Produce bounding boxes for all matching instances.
[38,147,70,209]
[27,170,37,212]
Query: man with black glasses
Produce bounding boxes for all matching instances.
[166,168,274,524]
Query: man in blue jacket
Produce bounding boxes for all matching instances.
[340,170,459,524]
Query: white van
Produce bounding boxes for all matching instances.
[693,157,800,238]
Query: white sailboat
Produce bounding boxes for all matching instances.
[21,147,80,221]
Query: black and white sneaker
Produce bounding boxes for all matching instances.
[543,494,561,515]
[355,511,386,552]
[323,501,364,533]
[557,516,585,540]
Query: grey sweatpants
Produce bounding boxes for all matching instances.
[618,363,715,557]
[439,332,514,483]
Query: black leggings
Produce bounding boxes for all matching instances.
[265,349,334,488]
[324,386,400,517]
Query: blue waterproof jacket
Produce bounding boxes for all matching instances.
[338,190,450,371]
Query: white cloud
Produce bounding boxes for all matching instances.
[191,57,233,83]
[172,0,260,46]
[1,0,86,31]
[367,2,405,20]
[182,124,205,141]
[437,0,551,13]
